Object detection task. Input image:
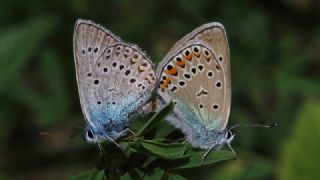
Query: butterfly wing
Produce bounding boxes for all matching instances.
[157,23,230,131]
[74,20,156,129]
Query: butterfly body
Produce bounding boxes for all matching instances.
[73,20,156,143]
[157,22,233,152]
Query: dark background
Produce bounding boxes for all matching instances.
[0,0,319,179]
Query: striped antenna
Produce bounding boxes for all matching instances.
[40,126,85,136]
[229,122,277,131]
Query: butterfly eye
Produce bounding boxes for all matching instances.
[227,131,232,139]
[86,130,94,139]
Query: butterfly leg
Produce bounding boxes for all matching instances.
[227,142,236,157]
[119,128,135,139]
[174,137,186,142]
[202,144,217,164]
[105,136,120,148]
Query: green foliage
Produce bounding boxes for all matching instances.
[278,99,320,180]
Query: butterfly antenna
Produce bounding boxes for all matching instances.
[40,126,85,136]
[229,122,277,131]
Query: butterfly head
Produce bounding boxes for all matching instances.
[211,129,235,150]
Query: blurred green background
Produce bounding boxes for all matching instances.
[0,0,319,179]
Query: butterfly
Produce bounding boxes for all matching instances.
[157,23,277,161]
[73,19,156,145]
[156,22,234,159]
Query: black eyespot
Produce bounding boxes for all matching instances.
[193,47,199,52]
[213,104,219,110]
[191,67,196,74]
[112,101,116,105]
[199,104,203,108]
[198,65,204,71]
[94,80,99,85]
[106,55,110,59]
[185,50,190,56]
[167,65,173,70]
[219,55,223,62]
[88,47,92,52]
[116,46,121,50]
[107,49,111,54]
[82,50,85,54]
[176,57,182,62]
[142,86,145,89]
[87,130,93,139]
[112,62,117,67]
[125,69,130,76]
[184,73,191,79]
[119,65,124,70]
[103,68,108,72]
[124,54,128,58]
[162,76,167,80]
[133,54,139,59]
[204,50,209,56]
[130,78,136,83]
[207,71,213,77]
[216,81,222,88]
[97,62,100,67]
[170,86,178,92]
[179,81,185,86]
[87,72,92,77]
[94,47,98,53]
[97,101,101,105]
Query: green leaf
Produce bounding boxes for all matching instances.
[70,167,104,180]
[143,168,165,180]
[278,99,320,180]
[173,150,236,169]
[137,139,186,159]
[168,174,186,180]
[88,167,104,180]
[136,102,174,137]
[69,170,91,180]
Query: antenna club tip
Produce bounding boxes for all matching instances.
[270,123,278,127]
